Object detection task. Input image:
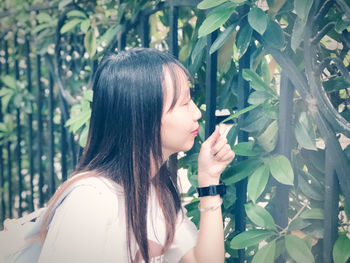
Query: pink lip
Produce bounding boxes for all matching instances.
[192,128,199,136]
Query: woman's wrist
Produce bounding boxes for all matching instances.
[198,174,220,187]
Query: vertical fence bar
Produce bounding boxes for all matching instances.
[14,33,23,217]
[25,36,34,212]
[36,54,44,207]
[235,45,250,263]
[169,4,179,59]
[323,149,339,263]
[4,39,12,218]
[274,72,294,263]
[168,4,180,174]
[118,31,126,51]
[48,72,55,195]
[140,15,150,48]
[56,45,67,182]
[0,40,5,224]
[204,31,218,138]
[60,116,67,182]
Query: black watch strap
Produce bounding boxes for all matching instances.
[197,183,226,197]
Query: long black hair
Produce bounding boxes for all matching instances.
[42,48,192,262]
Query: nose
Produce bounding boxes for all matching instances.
[191,101,202,121]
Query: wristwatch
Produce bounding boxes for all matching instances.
[197,183,226,197]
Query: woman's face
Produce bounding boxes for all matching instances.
[160,66,202,160]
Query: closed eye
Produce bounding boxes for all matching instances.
[183,100,191,106]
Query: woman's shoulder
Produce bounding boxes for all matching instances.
[72,173,123,196]
[56,174,123,216]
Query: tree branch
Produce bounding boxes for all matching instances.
[311,22,336,45]
[313,0,335,26]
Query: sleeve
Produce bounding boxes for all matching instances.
[38,184,118,263]
[164,207,198,262]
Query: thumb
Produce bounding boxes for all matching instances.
[204,126,221,146]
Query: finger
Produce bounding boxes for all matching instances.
[219,123,230,138]
[203,126,221,147]
[211,136,228,155]
[214,144,232,160]
[219,149,235,162]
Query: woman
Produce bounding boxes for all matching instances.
[38,48,235,263]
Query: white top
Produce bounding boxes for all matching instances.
[38,177,198,263]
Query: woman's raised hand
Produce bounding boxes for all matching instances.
[197,125,235,187]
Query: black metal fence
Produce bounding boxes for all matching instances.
[0,1,348,262]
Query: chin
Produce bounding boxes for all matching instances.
[183,140,195,152]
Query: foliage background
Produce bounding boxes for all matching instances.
[1,0,350,262]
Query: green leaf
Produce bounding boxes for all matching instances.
[251,241,276,263]
[33,23,50,34]
[1,94,12,112]
[79,126,89,147]
[295,111,317,150]
[295,0,313,21]
[59,0,72,10]
[0,88,13,97]
[210,24,235,54]
[285,235,315,263]
[13,94,22,108]
[218,30,235,73]
[230,229,275,249]
[267,0,286,18]
[333,234,350,263]
[221,104,260,123]
[233,141,258,156]
[67,10,87,18]
[323,77,350,93]
[248,7,268,35]
[222,158,262,185]
[289,218,312,231]
[241,108,271,133]
[197,0,228,9]
[245,202,277,230]
[257,120,278,152]
[236,23,252,58]
[335,17,350,34]
[242,69,274,94]
[248,91,271,104]
[198,3,236,38]
[1,75,17,89]
[263,19,285,49]
[267,154,294,185]
[83,89,93,102]
[68,109,91,134]
[190,37,206,74]
[36,13,52,23]
[80,19,91,34]
[261,58,270,84]
[300,208,324,220]
[223,184,236,208]
[179,43,191,62]
[247,164,270,203]
[97,24,121,47]
[231,0,246,3]
[291,17,305,52]
[60,18,83,34]
[262,103,278,119]
[84,29,97,57]
[297,169,324,201]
